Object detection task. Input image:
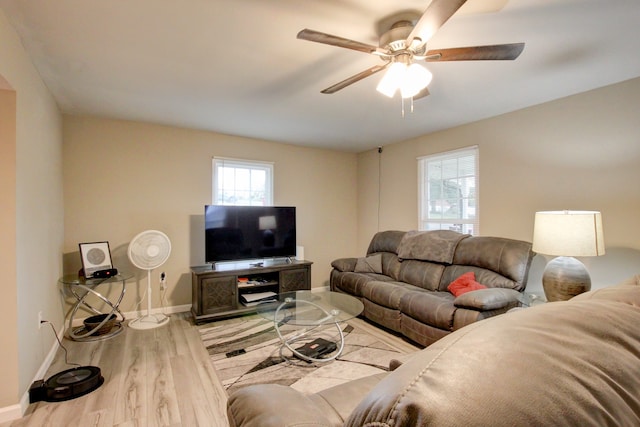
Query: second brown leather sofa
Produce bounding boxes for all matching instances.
[330,230,535,346]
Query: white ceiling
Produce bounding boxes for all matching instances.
[2,0,640,152]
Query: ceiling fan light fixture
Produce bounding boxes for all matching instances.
[400,63,432,98]
[299,0,526,98]
[376,61,406,97]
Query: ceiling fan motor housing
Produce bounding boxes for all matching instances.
[380,21,413,51]
[379,20,427,59]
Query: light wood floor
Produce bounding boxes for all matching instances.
[3,313,419,427]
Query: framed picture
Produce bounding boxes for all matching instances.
[79,241,113,278]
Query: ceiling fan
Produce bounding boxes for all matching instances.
[297,0,524,99]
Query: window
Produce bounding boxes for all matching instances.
[418,146,479,235]
[212,157,273,205]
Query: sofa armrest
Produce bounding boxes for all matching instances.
[227,384,333,427]
[331,257,358,272]
[453,288,521,311]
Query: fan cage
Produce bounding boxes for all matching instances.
[128,230,171,270]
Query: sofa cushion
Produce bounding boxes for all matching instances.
[397,230,469,264]
[447,272,487,296]
[361,281,424,310]
[309,373,387,426]
[453,288,522,310]
[572,275,640,306]
[451,236,534,290]
[366,230,405,255]
[345,297,640,427]
[227,384,334,427]
[331,257,357,272]
[396,259,445,291]
[354,254,383,274]
[399,290,456,330]
[439,265,522,292]
[331,271,390,297]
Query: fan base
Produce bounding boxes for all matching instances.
[128,314,170,330]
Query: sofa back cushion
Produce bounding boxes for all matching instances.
[396,230,469,264]
[366,230,405,255]
[440,265,522,292]
[366,231,405,280]
[572,274,640,306]
[396,260,445,291]
[445,235,534,291]
[345,285,640,426]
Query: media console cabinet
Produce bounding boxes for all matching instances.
[191,259,312,324]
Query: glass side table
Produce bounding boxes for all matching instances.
[59,272,132,341]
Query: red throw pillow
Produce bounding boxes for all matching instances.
[447,272,487,297]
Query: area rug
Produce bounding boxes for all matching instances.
[198,315,405,395]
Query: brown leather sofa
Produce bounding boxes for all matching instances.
[330,230,535,346]
[227,276,640,426]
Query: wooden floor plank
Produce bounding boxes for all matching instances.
[2,312,416,427]
[113,327,149,426]
[146,328,181,426]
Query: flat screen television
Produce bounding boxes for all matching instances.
[205,205,296,263]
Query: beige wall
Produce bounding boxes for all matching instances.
[0,9,63,414]
[358,77,640,294]
[0,85,18,411]
[62,116,358,313]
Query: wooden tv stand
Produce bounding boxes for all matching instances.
[191,259,312,324]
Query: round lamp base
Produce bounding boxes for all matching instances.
[542,256,591,302]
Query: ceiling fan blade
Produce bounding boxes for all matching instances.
[297,29,380,54]
[320,64,388,94]
[425,43,525,61]
[413,86,430,100]
[407,0,468,45]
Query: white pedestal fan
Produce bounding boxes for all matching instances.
[127,230,171,330]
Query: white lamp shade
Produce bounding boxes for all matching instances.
[400,64,432,98]
[532,210,605,257]
[376,62,406,98]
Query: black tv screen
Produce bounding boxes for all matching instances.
[205,205,296,263]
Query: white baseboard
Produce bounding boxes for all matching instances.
[4,304,192,422]
[70,304,192,327]
[0,404,22,424]
[3,322,65,423]
[123,304,192,320]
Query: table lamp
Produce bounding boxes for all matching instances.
[532,210,605,301]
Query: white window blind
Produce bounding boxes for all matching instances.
[418,146,479,235]
[212,157,273,206]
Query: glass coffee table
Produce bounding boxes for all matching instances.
[256,290,364,363]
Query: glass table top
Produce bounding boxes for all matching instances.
[59,272,133,286]
[256,290,364,327]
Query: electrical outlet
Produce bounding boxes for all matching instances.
[38,311,43,329]
[160,272,167,290]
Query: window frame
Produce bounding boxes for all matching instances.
[212,157,274,206]
[417,145,479,235]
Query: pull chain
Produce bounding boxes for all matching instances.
[400,97,416,118]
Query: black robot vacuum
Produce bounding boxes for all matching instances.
[29,365,104,403]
